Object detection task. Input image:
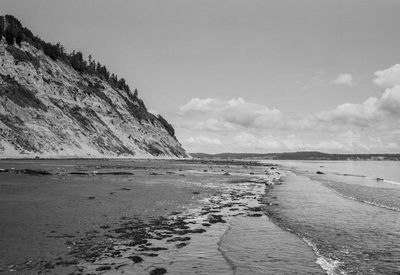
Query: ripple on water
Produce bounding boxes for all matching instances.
[266,172,400,275]
[220,215,324,275]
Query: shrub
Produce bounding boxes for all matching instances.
[6,45,40,69]
[157,115,175,137]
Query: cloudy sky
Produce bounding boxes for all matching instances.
[3,0,400,153]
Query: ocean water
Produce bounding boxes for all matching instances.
[116,169,327,275]
[270,160,400,183]
[118,161,400,274]
[261,160,400,274]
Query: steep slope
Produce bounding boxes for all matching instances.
[0,15,187,158]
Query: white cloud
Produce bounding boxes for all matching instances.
[179,97,281,129]
[180,130,399,153]
[233,133,279,150]
[175,66,400,153]
[377,85,400,114]
[230,132,382,152]
[178,88,400,134]
[179,98,218,113]
[183,136,222,146]
[315,97,381,126]
[315,85,400,127]
[189,118,236,131]
[338,130,361,140]
[332,73,354,86]
[232,132,300,151]
[373,64,400,88]
[312,65,400,128]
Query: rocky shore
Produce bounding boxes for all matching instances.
[0,159,280,274]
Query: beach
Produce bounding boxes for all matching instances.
[2,159,399,274]
[1,159,310,274]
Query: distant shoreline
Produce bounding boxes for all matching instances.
[1,154,399,161]
[190,151,400,161]
[0,156,191,161]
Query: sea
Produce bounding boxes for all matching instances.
[150,160,400,274]
[138,160,400,274]
[219,160,400,275]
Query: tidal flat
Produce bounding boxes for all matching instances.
[1,159,316,275]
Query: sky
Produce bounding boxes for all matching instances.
[2,0,400,153]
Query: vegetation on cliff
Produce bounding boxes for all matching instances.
[0,15,185,157]
[0,15,132,92]
[0,14,178,140]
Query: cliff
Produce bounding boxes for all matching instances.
[0,15,188,158]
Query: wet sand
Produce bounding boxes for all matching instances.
[0,159,276,274]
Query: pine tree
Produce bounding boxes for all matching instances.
[4,28,14,45]
[0,17,4,39]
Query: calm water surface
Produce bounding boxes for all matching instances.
[264,161,400,274]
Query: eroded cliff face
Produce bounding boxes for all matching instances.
[0,41,188,158]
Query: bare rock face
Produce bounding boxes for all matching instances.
[0,16,187,158]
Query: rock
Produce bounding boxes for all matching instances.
[138,247,168,252]
[170,211,182,215]
[208,214,226,224]
[127,255,143,263]
[149,172,160,176]
[19,169,51,175]
[95,266,112,271]
[150,267,167,275]
[316,171,324,174]
[127,239,148,246]
[176,242,188,249]
[142,253,158,257]
[247,206,263,212]
[69,172,89,175]
[223,172,230,176]
[247,213,263,217]
[175,228,206,235]
[56,259,78,266]
[97,171,134,175]
[167,236,190,242]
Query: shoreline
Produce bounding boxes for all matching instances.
[0,159,275,274]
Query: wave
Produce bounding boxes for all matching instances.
[383,179,400,186]
[297,166,400,187]
[217,222,237,274]
[331,172,366,178]
[308,177,400,212]
[359,198,400,212]
[362,176,400,186]
[301,237,345,275]
[270,222,345,275]
[318,171,400,187]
